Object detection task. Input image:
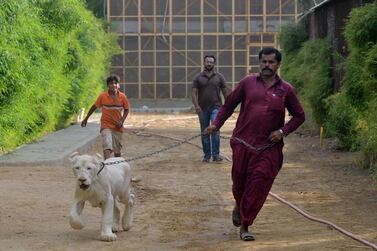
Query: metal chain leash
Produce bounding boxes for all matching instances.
[97,133,275,175]
[97,133,202,175]
[125,133,201,162]
[104,134,201,165]
[219,135,276,152]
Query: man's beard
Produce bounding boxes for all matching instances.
[205,65,214,71]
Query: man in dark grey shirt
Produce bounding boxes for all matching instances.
[192,55,230,163]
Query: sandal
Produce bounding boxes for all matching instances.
[232,207,241,227]
[240,231,255,241]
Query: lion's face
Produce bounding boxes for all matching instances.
[69,153,102,190]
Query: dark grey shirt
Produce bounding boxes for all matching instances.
[192,71,227,111]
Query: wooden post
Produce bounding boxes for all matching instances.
[320,126,324,147]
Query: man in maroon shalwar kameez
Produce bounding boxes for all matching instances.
[205,47,305,241]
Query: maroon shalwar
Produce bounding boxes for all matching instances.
[213,74,305,227]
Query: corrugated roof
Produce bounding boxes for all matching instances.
[297,0,333,21]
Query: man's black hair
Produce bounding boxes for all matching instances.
[204,55,216,63]
[258,47,282,62]
[106,74,120,85]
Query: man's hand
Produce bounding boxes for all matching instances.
[115,120,123,128]
[204,125,217,135]
[268,129,284,143]
[195,106,202,114]
[81,119,87,127]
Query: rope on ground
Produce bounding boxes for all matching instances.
[269,192,377,250]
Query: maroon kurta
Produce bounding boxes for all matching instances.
[213,74,305,226]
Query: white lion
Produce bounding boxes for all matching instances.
[68,152,135,241]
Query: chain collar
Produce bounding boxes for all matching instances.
[97,161,105,175]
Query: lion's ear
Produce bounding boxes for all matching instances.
[69,152,79,162]
[95,153,103,161]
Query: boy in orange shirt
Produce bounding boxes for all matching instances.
[81,75,130,159]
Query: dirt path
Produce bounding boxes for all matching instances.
[0,114,376,251]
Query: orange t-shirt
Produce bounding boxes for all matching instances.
[95,91,130,132]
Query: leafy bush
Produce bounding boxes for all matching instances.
[280,2,377,178]
[279,23,308,54]
[325,92,360,150]
[344,2,377,50]
[0,0,118,153]
[280,35,332,128]
[362,96,377,177]
[358,43,377,177]
[326,2,377,177]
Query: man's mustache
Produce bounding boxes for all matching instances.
[263,67,272,71]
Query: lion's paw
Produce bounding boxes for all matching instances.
[112,224,121,233]
[69,217,84,229]
[123,223,132,231]
[100,233,117,242]
[129,193,135,206]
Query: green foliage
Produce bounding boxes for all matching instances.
[361,97,377,177]
[38,0,85,32]
[325,92,360,150]
[84,0,106,19]
[279,23,308,54]
[280,38,332,127]
[0,0,118,153]
[344,2,377,50]
[359,43,377,177]
[279,2,377,178]
[324,2,377,178]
